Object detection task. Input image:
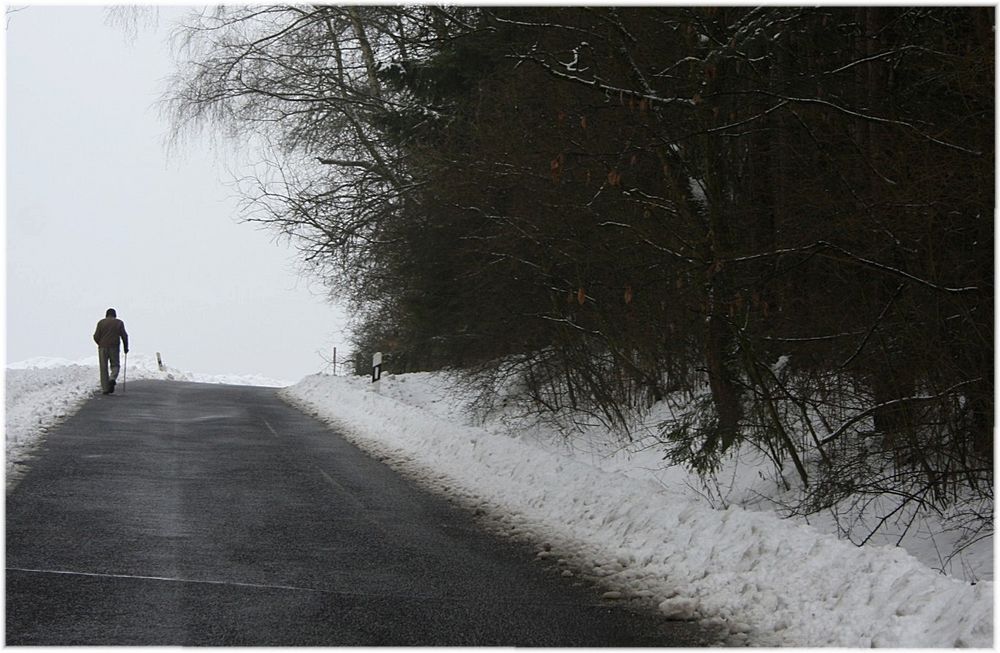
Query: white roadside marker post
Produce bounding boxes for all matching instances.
[371,351,382,393]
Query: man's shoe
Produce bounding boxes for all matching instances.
[108,380,116,394]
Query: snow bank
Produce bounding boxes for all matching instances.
[6,364,96,484]
[282,373,992,648]
[5,354,288,486]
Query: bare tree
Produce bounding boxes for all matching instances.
[164,6,993,553]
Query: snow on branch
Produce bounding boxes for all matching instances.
[723,241,980,295]
[759,91,984,157]
[819,377,984,447]
[510,52,696,108]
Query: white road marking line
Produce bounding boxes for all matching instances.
[260,418,384,531]
[7,566,326,594]
[263,420,344,494]
[316,468,341,489]
[6,566,484,605]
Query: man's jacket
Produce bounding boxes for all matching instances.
[93,318,129,351]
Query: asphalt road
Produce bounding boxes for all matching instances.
[7,380,710,646]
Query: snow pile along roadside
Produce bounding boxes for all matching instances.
[5,364,97,482]
[282,373,992,648]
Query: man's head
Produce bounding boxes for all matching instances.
[106,308,117,318]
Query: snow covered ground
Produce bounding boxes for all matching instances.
[5,358,992,646]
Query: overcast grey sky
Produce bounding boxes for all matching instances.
[6,5,350,381]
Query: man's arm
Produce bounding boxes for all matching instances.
[120,322,129,354]
[93,322,102,346]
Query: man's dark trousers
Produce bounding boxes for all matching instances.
[98,347,121,393]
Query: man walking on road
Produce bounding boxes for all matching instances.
[93,308,129,395]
